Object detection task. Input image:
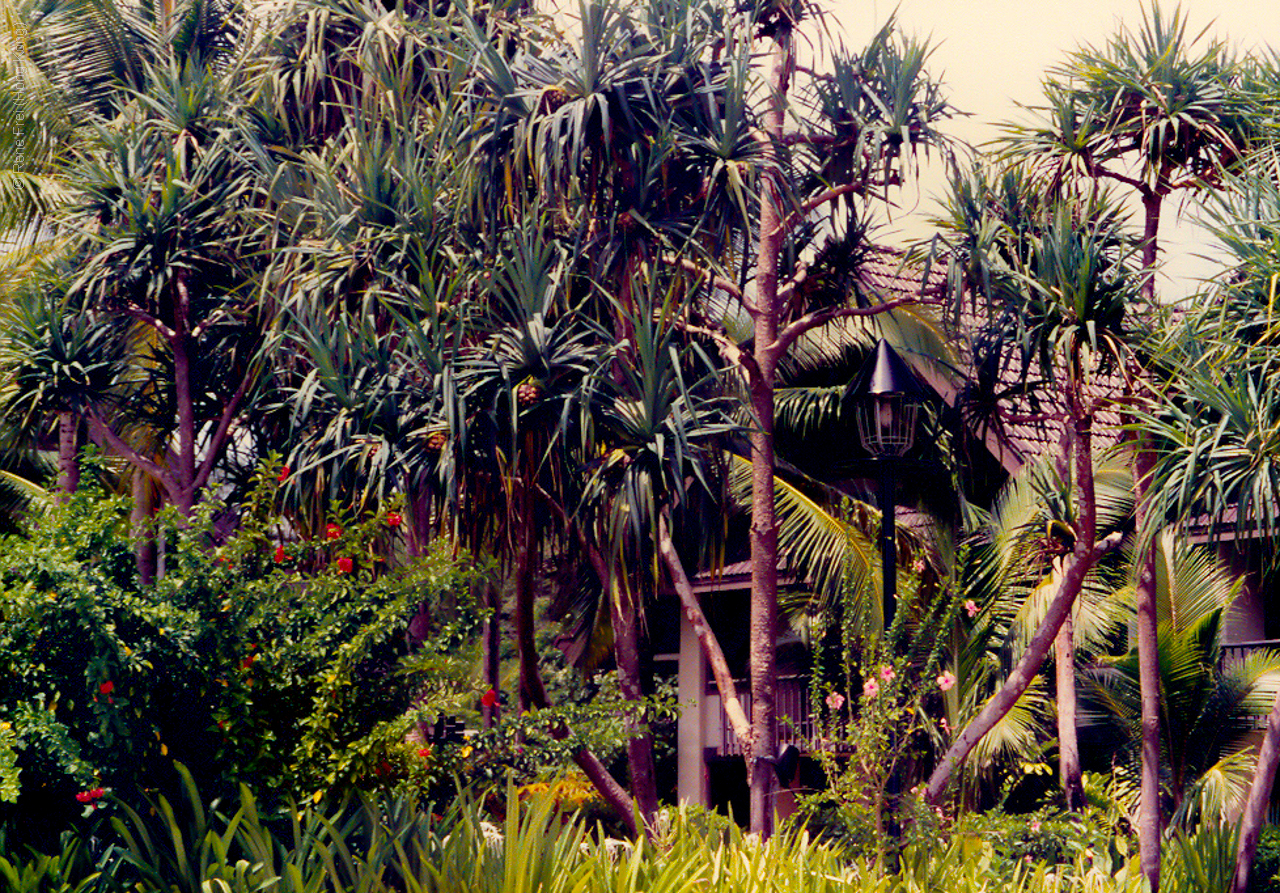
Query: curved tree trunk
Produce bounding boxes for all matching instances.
[611,579,659,830]
[1055,616,1084,811]
[927,418,1098,805]
[1232,688,1280,893]
[658,513,752,748]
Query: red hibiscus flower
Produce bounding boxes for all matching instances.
[480,688,498,708]
[274,544,286,563]
[336,557,353,574]
[277,465,290,482]
[325,523,342,540]
[99,681,114,695]
[386,511,402,528]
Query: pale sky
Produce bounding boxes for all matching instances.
[824,0,1280,298]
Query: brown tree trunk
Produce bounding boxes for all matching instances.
[1232,688,1280,893]
[513,467,548,712]
[171,271,196,517]
[1133,438,1162,892]
[1055,616,1084,811]
[132,472,157,586]
[747,20,792,839]
[57,411,79,498]
[516,576,639,839]
[926,418,1098,805]
[611,579,659,830]
[658,514,753,749]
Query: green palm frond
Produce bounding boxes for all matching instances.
[727,453,876,616]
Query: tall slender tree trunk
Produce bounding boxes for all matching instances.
[747,20,791,838]
[513,474,547,712]
[1232,689,1280,893]
[1130,189,1164,893]
[611,580,659,830]
[171,271,196,517]
[1055,617,1084,811]
[927,417,1098,804]
[1133,438,1163,892]
[56,411,79,498]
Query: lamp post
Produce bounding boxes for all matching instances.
[850,338,923,632]
[849,338,923,864]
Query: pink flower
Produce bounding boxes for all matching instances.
[965,599,979,618]
[940,717,950,734]
[937,671,956,692]
[879,665,896,683]
[825,692,845,711]
[335,557,353,574]
[1030,820,1042,833]
[862,679,880,698]
[912,558,927,575]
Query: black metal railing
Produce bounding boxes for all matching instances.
[717,676,814,756]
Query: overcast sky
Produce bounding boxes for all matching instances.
[824,0,1280,297]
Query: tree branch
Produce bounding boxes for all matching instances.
[124,304,177,341]
[658,511,754,750]
[780,182,864,235]
[84,407,176,495]
[193,369,254,491]
[770,297,914,358]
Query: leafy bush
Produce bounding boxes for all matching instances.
[1252,825,1280,893]
[0,469,483,848]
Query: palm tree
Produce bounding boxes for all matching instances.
[1137,158,1280,893]
[1002,9,1267,881]
[577,271,738,830]
[926,191,1143,807]
[1085,541,1280,832]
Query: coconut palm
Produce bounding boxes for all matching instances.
[939,456,1133,808]
[1085,541,1280,832]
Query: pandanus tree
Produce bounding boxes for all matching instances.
[927,191,1144,809]
[0,260,123,497]
[1136,159,1280,893]
[1000,8,1266,882]
[461,0,954,831]
[577,272,737,830]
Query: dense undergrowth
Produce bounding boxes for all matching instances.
[2,768,1273,893]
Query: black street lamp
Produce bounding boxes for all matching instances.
[850,339,924,632]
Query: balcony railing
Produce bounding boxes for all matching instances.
[717,676,815,756]
[1221,639,1280,668]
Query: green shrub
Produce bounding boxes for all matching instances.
[0,468,484,848]
[1251,826,1280,893]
